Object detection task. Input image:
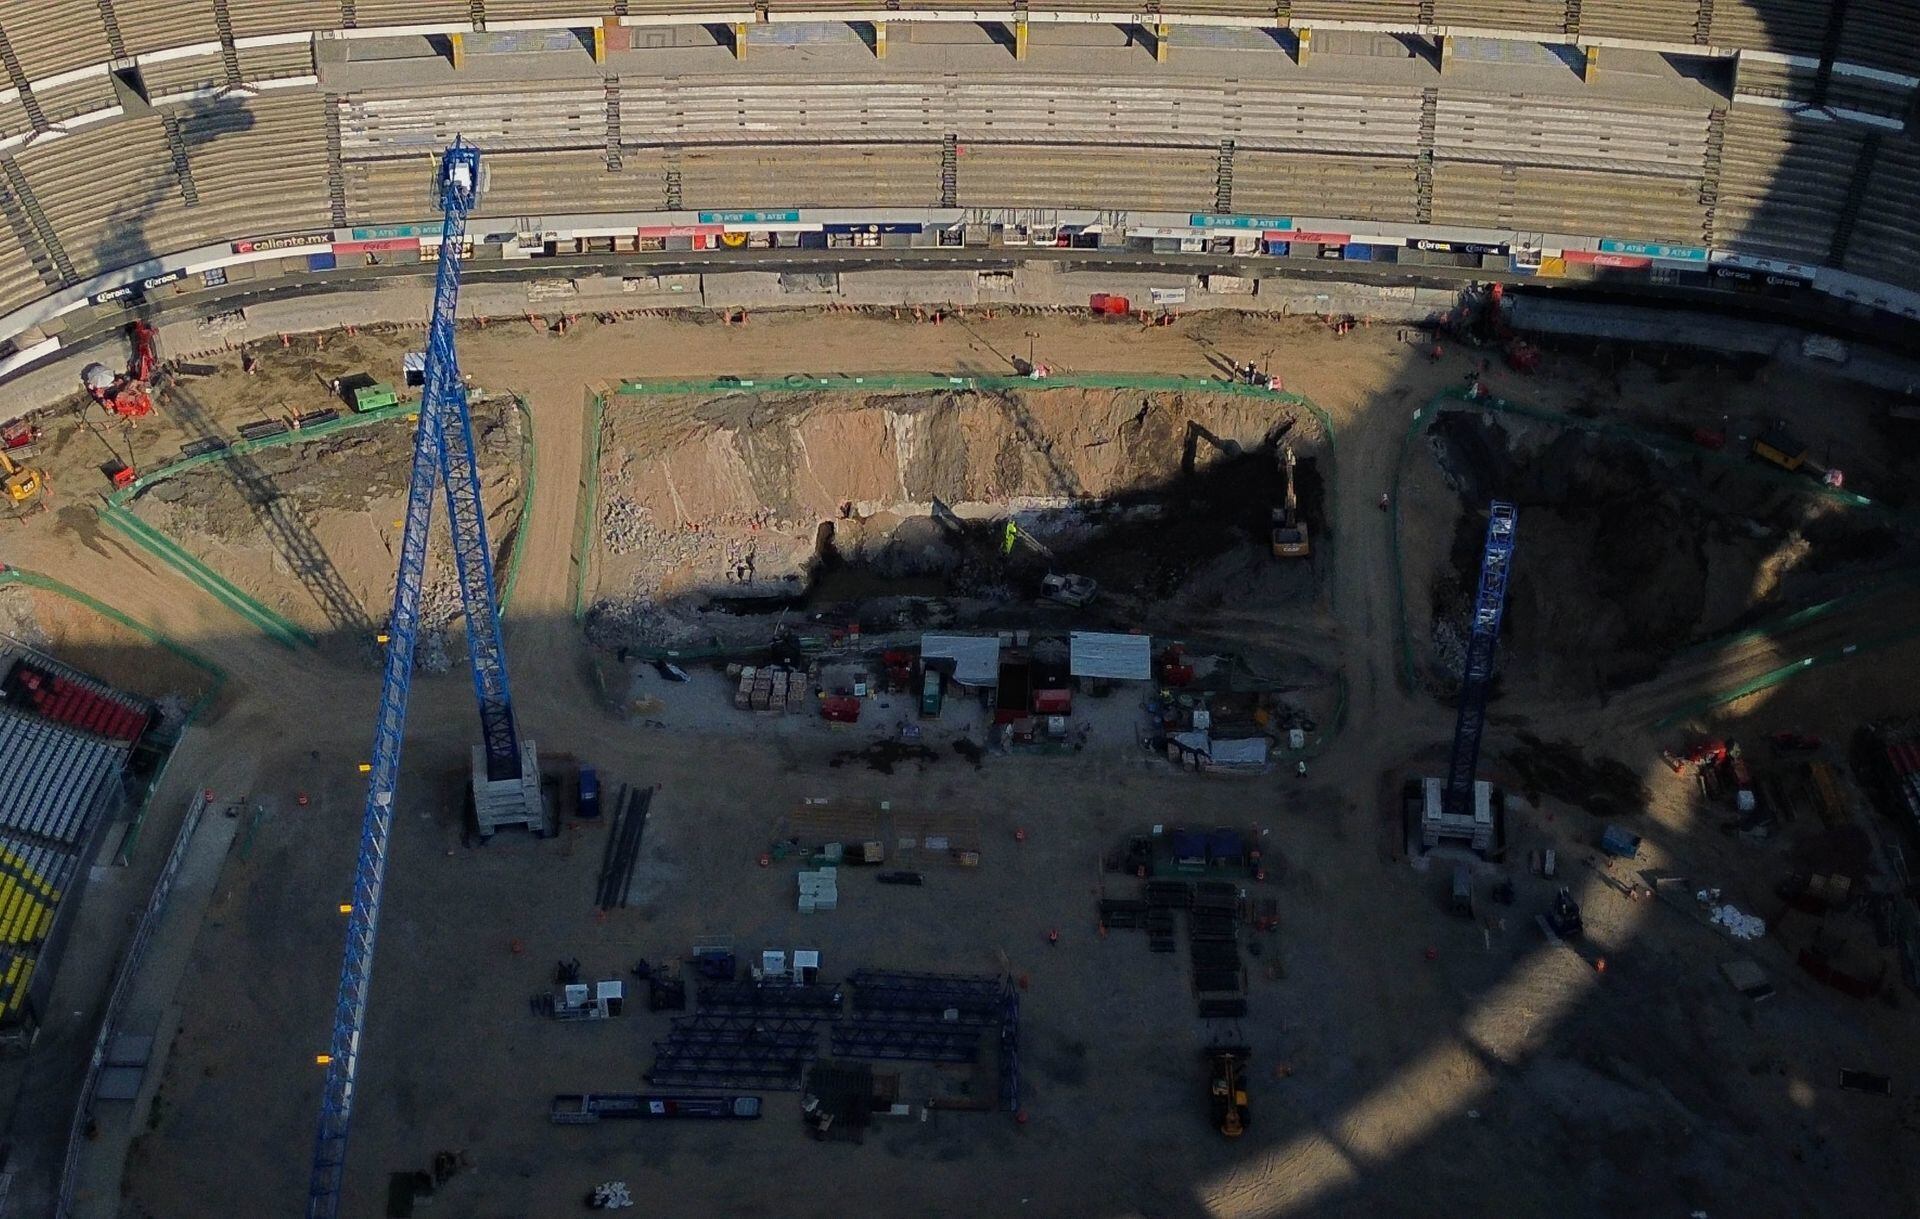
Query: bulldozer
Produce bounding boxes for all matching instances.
[1206,1046,1251,1137]
[79,321,158,420]
[1270,445,1310,559]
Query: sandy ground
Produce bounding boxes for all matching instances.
[0,308,1914,1218]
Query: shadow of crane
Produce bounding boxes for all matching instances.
[983,388,1082,501]
[86,93,374,641]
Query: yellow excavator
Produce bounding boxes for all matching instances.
[1270,445,1310,559]
[1208,1046,1251,1137]
[2,447,45,512]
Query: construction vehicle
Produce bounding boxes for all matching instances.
[1,447,45,509]
[1751,423,1844,487]
[79,321,158,419]
[1270,445,1310,559]
[1206,1046,1251,1137]
[1040,572,1097,607]
[1541,887,1583,940]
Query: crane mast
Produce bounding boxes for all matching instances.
[306,139,537,1219]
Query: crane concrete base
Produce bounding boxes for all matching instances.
[1419,777,1496,853]
[472,739,549,838]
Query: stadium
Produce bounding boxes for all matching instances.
[0,1,1917,1216]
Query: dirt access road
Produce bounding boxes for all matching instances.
[3,306,1913,1219]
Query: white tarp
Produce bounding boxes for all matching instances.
[1069,631,1152,681]
[1208,737,1270,766]
[921,634,1001,687]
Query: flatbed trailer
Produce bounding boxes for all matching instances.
[551,1094,763,1124]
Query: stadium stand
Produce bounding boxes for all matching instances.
[1576,0,1701,46]
[1232,152,1420,222]
[0,12,115,82]
[0,708,127,849]
[228,0,347,40]
[1434,94,1709,176]
[1710,0,1828,57]
[1712,107,1866,260]
[683,143,943,208]
[1834,0,1920,76]
[2,658,155,746]
[339,83,606,155]
[1429,2,1564,37]
[1843,140,1920,285]
[32,75,121,128]
[0,1,1914,324]
[0,661,140,1029]
[236,43,319,84]
[15,116,180,280]
[1291,0,1423,22]
[349,0,474,24]
[115,4,225,60]
[957,144,1211,211]
[140,53,232,100]
[1432,162,1707,243]
[172,93,332,246]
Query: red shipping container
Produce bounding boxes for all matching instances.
[1033,688,1072,716]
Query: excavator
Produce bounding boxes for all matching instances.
[1,448,46,512]
[1207,1046,1251,1137]
[79,321,158,419]
[1270,445,1310,559]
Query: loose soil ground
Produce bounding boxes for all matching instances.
[0,307,1915,1219]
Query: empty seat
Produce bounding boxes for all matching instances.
[1710,0,1828,57]
[116,1,224,58]
[956,143,1209,211]
[0,11,115,81]
[1843,142,1920,283]
[1432,1,1568,34]
[235,42,317,84]
[1580,0,1703,44]
[226,0,342,39]
[139,52,230,99]
[347,0,472,25]
[1713,107,1862,260]
[1834,0,1920,75]
[683,143,942,209]
[1233,152,1419,222]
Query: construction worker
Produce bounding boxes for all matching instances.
[1001,521,1018,556]
[1295,760,1308,779]
[1379,492,1390,511]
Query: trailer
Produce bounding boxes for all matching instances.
[551,1094,763,1124]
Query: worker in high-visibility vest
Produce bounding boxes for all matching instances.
[1002,521,1018,556]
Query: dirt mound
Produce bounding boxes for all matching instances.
[589,387,1323,649]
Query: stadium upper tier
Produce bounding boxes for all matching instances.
[0,3,1915,332]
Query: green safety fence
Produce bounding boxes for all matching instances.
[0,566,228,863]
[1671,567,1920,661]
[94,400,424,651]
[104,399,413,508]
[1389,385,1920,695]
[571,388,607,622]
[497,395,537,616]
[1652,621,1920,730]
[98,503,313,649]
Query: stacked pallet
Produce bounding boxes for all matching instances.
[736,666,807,713]
[798,867,839,914]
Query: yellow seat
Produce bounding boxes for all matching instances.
[30,907,49,942]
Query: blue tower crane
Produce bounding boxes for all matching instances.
[1421,501,1517,852]
[307,139,537,1219]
